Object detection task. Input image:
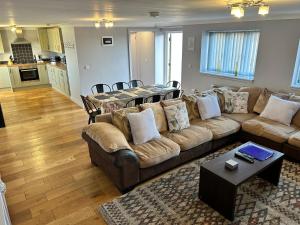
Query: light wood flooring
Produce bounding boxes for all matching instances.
[0,87,120,225]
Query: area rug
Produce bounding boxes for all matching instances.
[100,143,300,225]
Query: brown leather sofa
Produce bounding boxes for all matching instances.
[82,86,300,193]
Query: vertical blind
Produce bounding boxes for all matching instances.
[292,41,300,87]
[201,30,260,80]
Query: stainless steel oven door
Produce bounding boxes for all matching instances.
[19,68,39,81]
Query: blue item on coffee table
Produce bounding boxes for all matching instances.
[238,144,274,161]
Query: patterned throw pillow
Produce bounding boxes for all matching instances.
[111,107,139,141]
[164,102,190,132]
[224,91,249,114]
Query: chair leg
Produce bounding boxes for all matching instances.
[88,117,91,124]
[91,116,96,123]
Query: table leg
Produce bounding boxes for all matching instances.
[258,157,283,186]
[199,167,237,221]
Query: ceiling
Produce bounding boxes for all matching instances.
[0,0,300,27]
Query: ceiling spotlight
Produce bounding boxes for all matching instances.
[105,21,114,28]
[231,6,244,18]
[94,21,101,28]
[10,25,17,32]
[258,5,270,16]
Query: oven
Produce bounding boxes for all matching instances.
[19,67,39,81]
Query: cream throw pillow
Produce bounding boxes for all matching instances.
[224,91,249,114]
[260,95,300,126]
[197,95,221,120]
[127,108,160,145]
[164,102,190,132]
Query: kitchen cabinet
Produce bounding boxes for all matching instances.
[47,27,64,54]
[37,64,49,84]
[0,33,4,54]
[38,28,49,51]
[0,67,11,88]
[8,67,21,88]
[47,64,70,96]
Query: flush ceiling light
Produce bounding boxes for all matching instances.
[94,21,101,28]
[228,0,270,18]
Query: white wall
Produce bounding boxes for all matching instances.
[61,26,82,106]
[181,19,300,94]
[74,27,130,95]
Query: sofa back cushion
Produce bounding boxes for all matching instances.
[181,94,200,120]
[140,102,168,132]
[111,107,139,141]
[238,86,263,113]
[127,108,161,145]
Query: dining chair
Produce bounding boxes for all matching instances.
[128,80,144,88]
[166,80,181,89]
[91,83,111,94]
[144,94,161,103]
[80,95,101,124]
[125,97,144,107]
[112,82,130,91]
[163,89,181,100]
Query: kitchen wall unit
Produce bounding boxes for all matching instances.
[38,27,64,53]
[38,28,49,51]
[47,64,70,96]
[0,33,4,54]
[0,67,11,88]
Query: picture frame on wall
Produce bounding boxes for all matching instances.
[102,36,113,46]
[187,36,195,51]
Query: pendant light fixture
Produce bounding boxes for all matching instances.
[228,0,270,18]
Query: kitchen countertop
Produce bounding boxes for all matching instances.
[0,62,67,70]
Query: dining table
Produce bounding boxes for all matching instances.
[88,85,178,113]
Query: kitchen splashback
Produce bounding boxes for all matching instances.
[11,43,34,64]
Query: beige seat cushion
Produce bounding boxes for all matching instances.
[222,113,258,124]
[111,107,139,141]
[130,136,180,168]
[288,131,300,148]
[162,125,213,151]
[95,113,112,124]
[181,95,200,120]
[242,117,297,143]
[191,116,240,140]
[83,123,132,152]
[140,102,168,132]
[238,87,263,113]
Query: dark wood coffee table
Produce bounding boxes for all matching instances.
[198,142,284,221]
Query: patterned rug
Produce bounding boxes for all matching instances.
[100,144,300,225]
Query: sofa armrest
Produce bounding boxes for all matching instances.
[83,122,132,153]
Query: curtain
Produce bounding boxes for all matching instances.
[292,41,300,87]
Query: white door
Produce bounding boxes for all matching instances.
[129,31,155,85]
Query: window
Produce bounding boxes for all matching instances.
[200,30,260,80]
[291,41,300,88]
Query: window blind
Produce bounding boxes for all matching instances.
[200,30,260,80]
[291,41,300,88]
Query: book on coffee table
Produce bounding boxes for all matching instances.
[238,143,274,161]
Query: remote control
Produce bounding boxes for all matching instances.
[235,151,255,163]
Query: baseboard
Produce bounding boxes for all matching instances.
[71,96,83,107]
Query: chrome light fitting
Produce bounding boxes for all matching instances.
[94,19,114,28]
[228,0,270,18]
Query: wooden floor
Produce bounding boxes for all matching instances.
[0,87,120,225]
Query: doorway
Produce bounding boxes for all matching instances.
[166,32,183,84]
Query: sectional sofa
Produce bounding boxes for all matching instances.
[82,86,300,193]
